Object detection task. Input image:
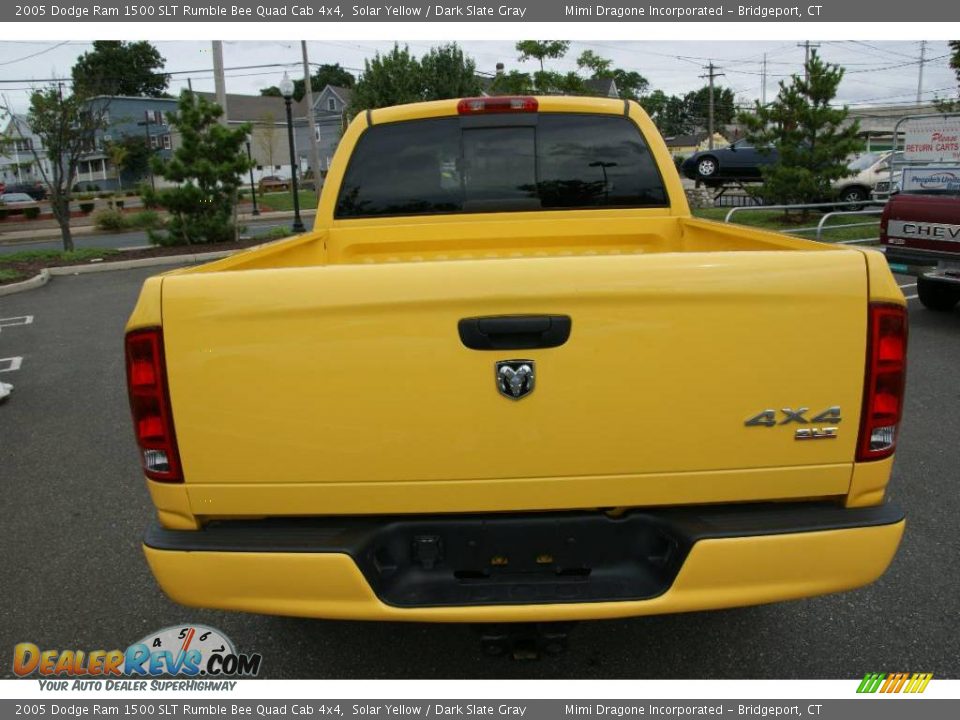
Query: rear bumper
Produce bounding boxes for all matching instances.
[143,502,905,622]
[882,244,960,267]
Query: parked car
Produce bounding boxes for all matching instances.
[130,96,906,626]
[880,177,960,311]
[834,151,903,206]
[258,175,291,192]
[2,182,47,201]
[681,139,778,185]
[0,192,38,205]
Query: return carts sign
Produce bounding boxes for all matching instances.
[903,120,960,163]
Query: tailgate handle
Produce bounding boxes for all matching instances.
[458,315,572,350]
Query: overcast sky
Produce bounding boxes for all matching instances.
[0,39,956,115]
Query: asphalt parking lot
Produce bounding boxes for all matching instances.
[1,265,958,679]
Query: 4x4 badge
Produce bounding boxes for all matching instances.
[496,360,535,400]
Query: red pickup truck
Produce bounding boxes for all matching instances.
[881,184,960,311]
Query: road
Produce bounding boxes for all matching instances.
[0,214,314,255]
[0,267,956,679]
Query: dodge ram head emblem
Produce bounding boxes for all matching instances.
[496,360,535,400]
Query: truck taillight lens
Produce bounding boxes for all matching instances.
[857,303,908,462]
[125,328,182,482]
[457,96,538,114]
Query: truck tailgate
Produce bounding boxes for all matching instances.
[160,249,868,502]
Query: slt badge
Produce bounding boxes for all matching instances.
[496,360,535,400]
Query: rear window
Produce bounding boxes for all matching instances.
[335,114,668,218]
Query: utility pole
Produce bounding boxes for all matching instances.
[700,62,725,150]
[301,41,322,193]
[136,111,155,191]
[761,53,767,107]
[211,40,236,240]
[916,40,927,106]
[797,41,821,83]
[212,40,228,125]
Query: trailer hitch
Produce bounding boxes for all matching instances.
[472,622,577,660]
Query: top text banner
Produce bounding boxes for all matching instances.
[3,1,954,23]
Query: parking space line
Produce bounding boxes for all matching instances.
[904,294,919,300]
[0,356,23,372]
[899,283,917,289]
[0,315,34,331]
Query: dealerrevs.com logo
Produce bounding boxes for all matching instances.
[13,625,262,689]
[857,672,933,694]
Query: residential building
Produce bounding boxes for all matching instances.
[196,92,310,183]
[311,85,352,174]
[78,95,180,190]
[0,114,52,188]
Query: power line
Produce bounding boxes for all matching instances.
[0,41,71,67]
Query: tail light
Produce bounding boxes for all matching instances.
[457,96,538,115]
[857,303,908,462]
[125,328,182,482]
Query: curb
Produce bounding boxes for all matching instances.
[0,269,50,297]
[0,250,234,297]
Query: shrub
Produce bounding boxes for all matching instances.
[125,190,136,197]
[258,226,292,242]
[0,208,8,220]
[79,202,96,214]
[23,207,40,220]
[114,200,125,210]
[128,210,163,230]
[93,208,128,231]
[96,192,111,199]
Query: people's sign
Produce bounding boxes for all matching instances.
[903,120,960,162]
[901,166,960,193]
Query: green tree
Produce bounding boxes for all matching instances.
[740,55,863,208]
[576,50,612,77]
[935,41,960,111]
[683,85,737,129]
[490,70,535,95]
[642,90,693,136]
[104,140,128,191]
[420,44,482,101]
[350,45,423,113]
[72,41,168,98]
[114,135,152,184]
[350,43,480,112]
[1,87,108,251]
[516,41,570,72]
[576,50,649,101]
[610,69,649,102]
[146,91,251,246]
[260,63,356,101]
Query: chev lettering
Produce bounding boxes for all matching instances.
[887,220,960,243]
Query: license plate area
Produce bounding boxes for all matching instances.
[359,514,686,607]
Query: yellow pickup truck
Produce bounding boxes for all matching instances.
[127,95,907,624]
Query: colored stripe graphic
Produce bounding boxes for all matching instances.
[857,672,932,693]
[857,673,885,693]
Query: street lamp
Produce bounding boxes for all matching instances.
[245,133,259,217]
[279,72,305,233]
[589,161,618,201]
